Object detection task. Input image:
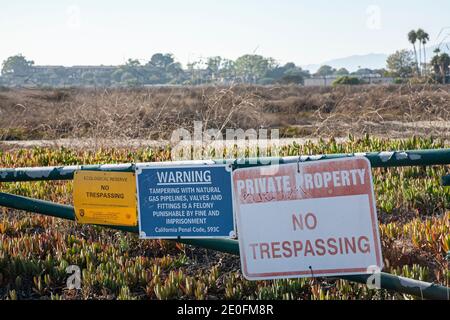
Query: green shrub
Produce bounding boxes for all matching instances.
[332,76,362,86]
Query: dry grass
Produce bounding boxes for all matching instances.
[0,84,449,141]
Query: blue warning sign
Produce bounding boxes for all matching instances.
[136,164,235,239]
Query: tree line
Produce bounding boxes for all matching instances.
[1,28,448,87]
[0,53,391,87]
[0,53,313,87]
[386,28,449,83]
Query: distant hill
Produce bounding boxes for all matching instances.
[302,53,388,73]
[303,42,450,73]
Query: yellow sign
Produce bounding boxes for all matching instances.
[73,171,137,226]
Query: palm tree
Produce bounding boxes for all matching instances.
[431,52,450,83]
[408,30,419,75]
[416,29,429,75]
[422,31,430,75]
[416,29,425,74]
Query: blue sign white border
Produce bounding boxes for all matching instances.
[135,163,236,239]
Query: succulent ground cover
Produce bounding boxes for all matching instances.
[0,136,449,299]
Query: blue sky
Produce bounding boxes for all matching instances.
[1,0,449,67]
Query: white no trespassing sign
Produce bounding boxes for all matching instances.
[233,157,383,280]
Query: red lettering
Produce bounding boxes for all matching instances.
[282,241,292,258]
[246,236,372,261]
[304,240,315,256]
[344,237,357,254]
[292,212,318,231]
[249,243,258,260]
[315,239,326,256]
[293,241,303,256]
[260,243,270,259]
[271,242,281,258]
[292,214,304,231]
[305,213,317,230]
[327,238,338,255]
[358,236,371,253]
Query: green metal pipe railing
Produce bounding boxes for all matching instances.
[1,148,450,182]
[0,191,448,300]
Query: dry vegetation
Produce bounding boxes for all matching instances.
[0,85,449,300]
[0,84,449,142]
